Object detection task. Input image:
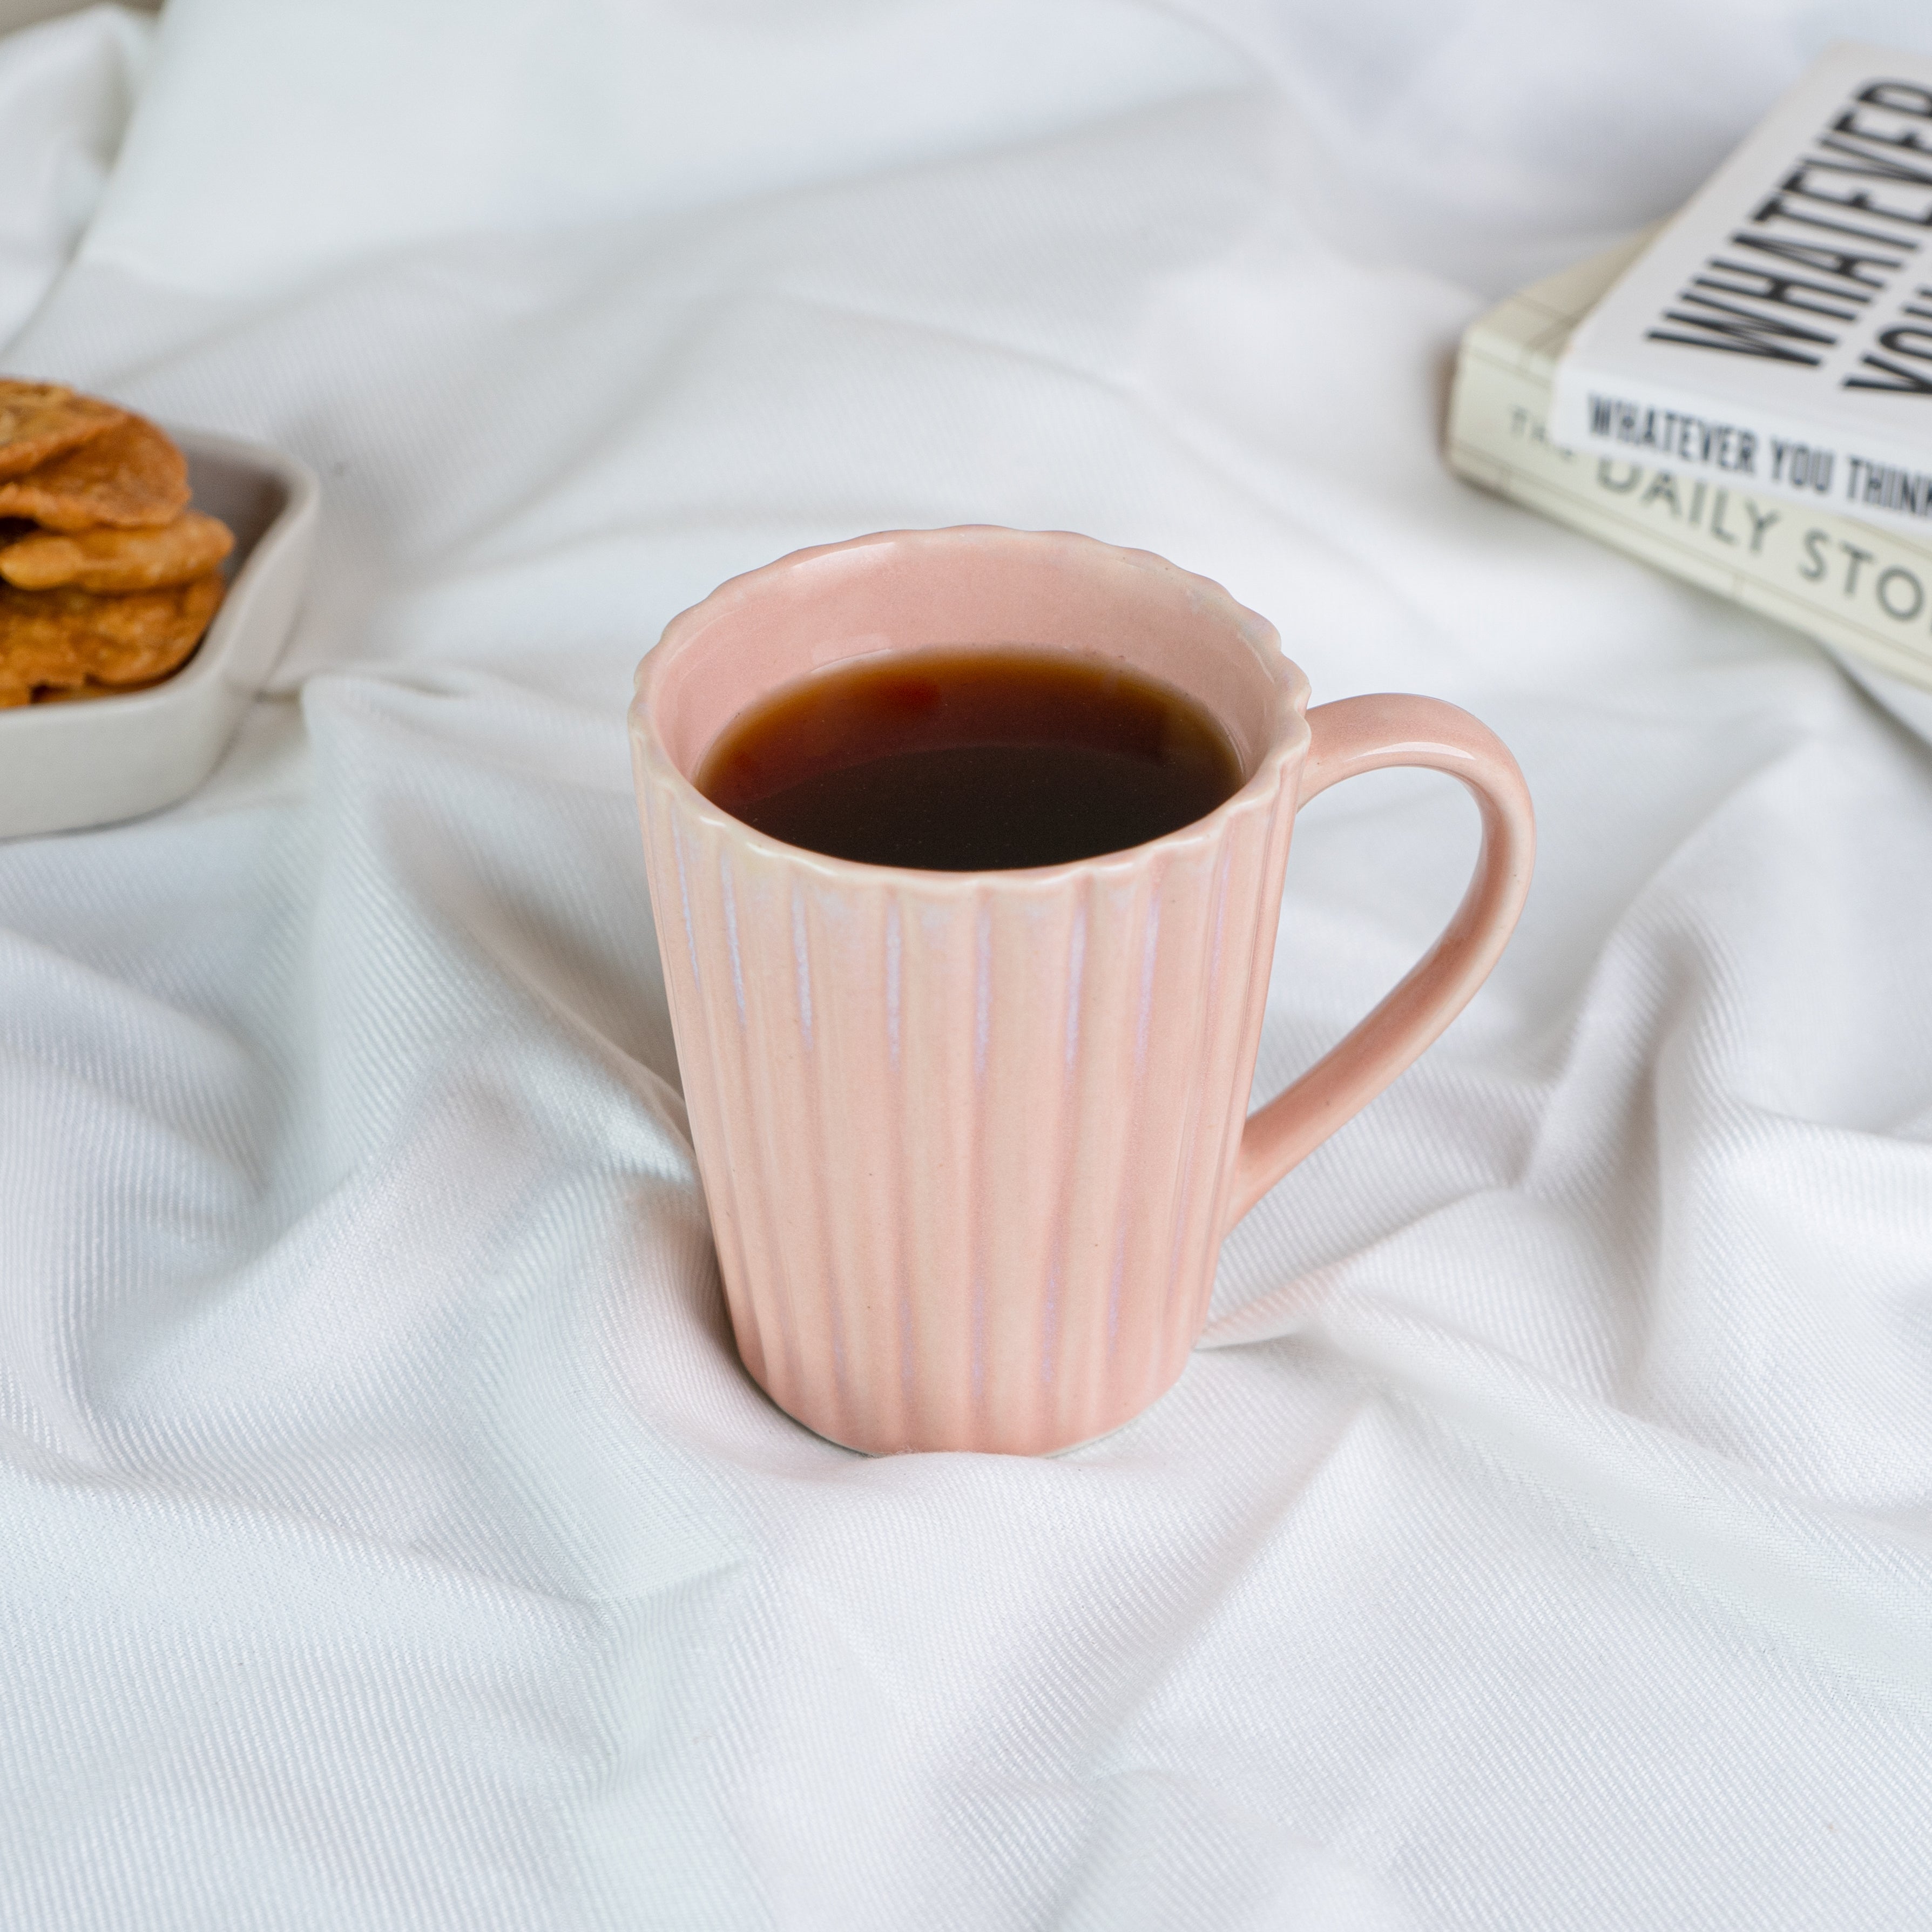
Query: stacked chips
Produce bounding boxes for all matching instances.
[0,381,234,707]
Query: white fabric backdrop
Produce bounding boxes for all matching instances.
[4,3,1932,1924]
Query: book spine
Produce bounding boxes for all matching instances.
[1449,333,1932,693]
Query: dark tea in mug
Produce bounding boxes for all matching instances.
[694,646,1244,871]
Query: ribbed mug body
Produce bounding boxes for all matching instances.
[632,529,1307,1454]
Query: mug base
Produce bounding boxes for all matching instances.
[803,1413,1139,1459]
[768,1373,1175,1459]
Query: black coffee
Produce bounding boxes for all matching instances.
[694,647,1243,870]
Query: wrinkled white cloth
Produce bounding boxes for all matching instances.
[4,3,1932,1926]
[0,3,147,346]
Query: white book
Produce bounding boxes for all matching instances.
[1449,237,1932,701]
[1549,43,1932,542]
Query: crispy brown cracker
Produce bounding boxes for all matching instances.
[0,591,89,706]
[0,380,125,482]
[0,511,235,592]
[0,573,224,704]
[0,416,191,531]
[83,573,225,685]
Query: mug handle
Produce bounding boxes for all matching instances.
[1224,693,1536,1230]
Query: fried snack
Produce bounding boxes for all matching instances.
[0,573,224,705]
[0,591,89,706]
[0,511,234,592]
[0,380,125,480]
[73,574,225,685]
[0,415,191,531]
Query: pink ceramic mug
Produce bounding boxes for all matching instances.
[631,528,1534,1455]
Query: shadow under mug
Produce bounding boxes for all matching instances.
[631,527,1534,1455]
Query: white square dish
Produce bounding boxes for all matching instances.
[0,426,320,839]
